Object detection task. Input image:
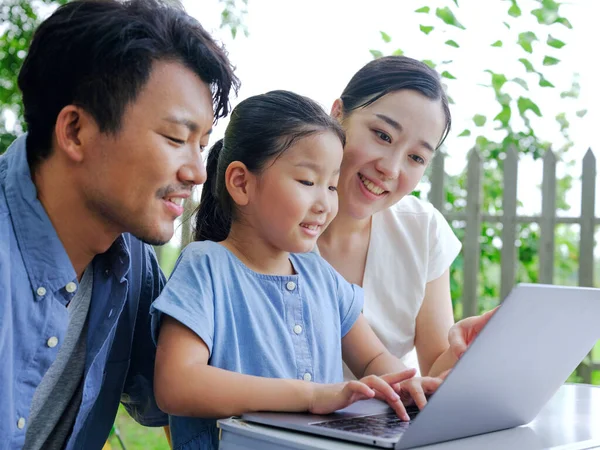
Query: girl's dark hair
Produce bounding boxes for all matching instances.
[194,90,345,242]
[18,0,239,171]
[340,56,451,149]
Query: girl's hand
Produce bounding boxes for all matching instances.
[308,368,417,420]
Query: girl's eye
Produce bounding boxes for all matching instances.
[410,154,426,165]
[329,186,338,192]
[375,130,392,144]
[199,145,207,153]
[298,180,314,186]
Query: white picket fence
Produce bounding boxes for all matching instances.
[428,146,598,382]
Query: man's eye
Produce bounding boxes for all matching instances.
[166,136,185,145]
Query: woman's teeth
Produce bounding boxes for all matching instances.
[359,174,385,195]
[301,224,319,230]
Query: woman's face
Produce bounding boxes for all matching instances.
[333,89,447,221]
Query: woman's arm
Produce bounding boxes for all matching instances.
[342,314,410,378]
[154,316,404,418]
[414,269,457,377]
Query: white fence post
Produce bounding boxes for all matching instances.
[462,148,482,318]
[500,147,518,301]
[540,150,557,284]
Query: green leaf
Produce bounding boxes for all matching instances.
[380,31,392,43]
[576,109,587,118]
[420,25,434,35]
[547,35,566,49]
[369,49,383,59]
[554,17,573,29]
[517,32,538,53]
[517,97,542,117]
[473,114,487,127]
[508,1,521,17]
[452,0,459,6]
[543,56,560,66]
[494,105,512,127]
[435,7,466,30]
[531,7,558,25]
[445,39,460,48]
[491,40,503,47]
[422,59,436,69]
[518,58,535,73]
[512,77,528,90]
[503,21,511,29]
[458,129,471,137]
[539,77,555,88]
[441,70,456,80]
[415,6,430,13]
[485,70,507,92]
[392,48,404,56]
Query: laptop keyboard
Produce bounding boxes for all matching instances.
[310,406,420,439]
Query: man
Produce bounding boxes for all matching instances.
[0,0,239,448]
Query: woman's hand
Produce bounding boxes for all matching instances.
[309,368,417,420]
[448,307,499,359]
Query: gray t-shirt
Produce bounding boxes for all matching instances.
[23,266,93,450]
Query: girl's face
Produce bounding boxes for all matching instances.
[248,130,343,253]
[334,89,447,221]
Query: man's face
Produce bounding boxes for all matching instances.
[79,60,214,245]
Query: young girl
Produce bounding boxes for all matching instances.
[151,90,445,450]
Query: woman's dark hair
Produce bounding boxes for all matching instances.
[194,90,345,242]
[18,0,240,170]
[340,56,451,149]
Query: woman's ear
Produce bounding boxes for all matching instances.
[225,161,252,207]
[331,98,344,121]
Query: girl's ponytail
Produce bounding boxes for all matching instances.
[194,139,232,242]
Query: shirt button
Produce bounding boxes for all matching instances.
[286,281,296,291]
[47,336,59,348]
[17,417,26,429]
[303,372,312,382]
[293,325,303,335]
[36,287,46,297]
[65,282,77,293]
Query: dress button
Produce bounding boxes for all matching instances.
[36,287,46,297]
[47,336,59,348]
[293,325,303,335]
[303,372,312,382]
[286,281,296,291]
[17,417,26,429]
[65,282,77,293]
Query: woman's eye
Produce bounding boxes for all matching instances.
[298,180,314,186]
[374,130,392,144]
[410,154,426,165]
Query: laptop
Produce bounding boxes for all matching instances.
[242,283,600,448]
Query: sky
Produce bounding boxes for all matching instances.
[182,0,599,219]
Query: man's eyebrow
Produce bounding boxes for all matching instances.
[162,115,212,135]
[295,161,340,175]
[375,113,435,153]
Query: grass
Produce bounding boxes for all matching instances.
[105,406,169,450]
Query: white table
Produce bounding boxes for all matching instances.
[218,384,600,449]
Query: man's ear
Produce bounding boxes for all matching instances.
[225,161,253,207]
[331,98,344,121]
[53,105,97,163]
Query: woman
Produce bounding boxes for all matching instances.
[318,56,493,378]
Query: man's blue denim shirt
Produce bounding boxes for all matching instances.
[0,135,168,450]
